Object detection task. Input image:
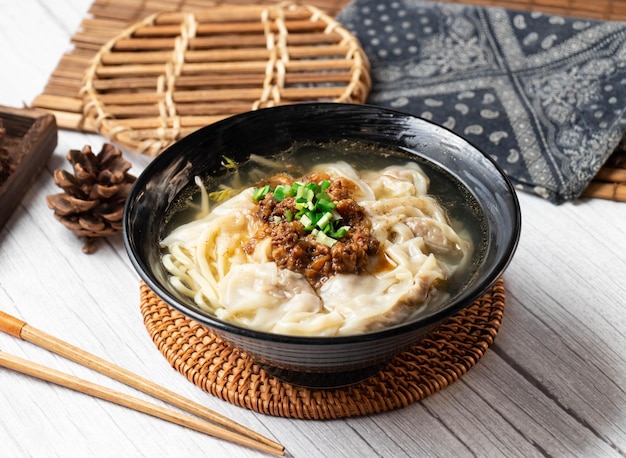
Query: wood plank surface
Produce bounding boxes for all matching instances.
[0,1,625,457]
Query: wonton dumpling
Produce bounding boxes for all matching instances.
[218,262,344,336]
[364,162,430,198]
[160,161,471,337]
[320,239,445,334]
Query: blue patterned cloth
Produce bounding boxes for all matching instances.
[337,0,626,203]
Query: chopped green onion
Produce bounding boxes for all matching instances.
[252,184,271,201]
[316,198,335,213]
[300,213,313,229]
[251,179,350,243]
[273,184,292,202]
[330,226,350,239]
[295,185,307,200]
[315,230,337,247]
[316,211,333,230]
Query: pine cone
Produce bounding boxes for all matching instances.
[46,143,136,253]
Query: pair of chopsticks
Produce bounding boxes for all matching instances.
[0,311,284,456]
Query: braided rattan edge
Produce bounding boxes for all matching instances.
[139,278,505,419]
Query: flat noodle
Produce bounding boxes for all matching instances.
[160,161,472,336]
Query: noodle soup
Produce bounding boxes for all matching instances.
[124,103,520,387]
[159,140,485,337]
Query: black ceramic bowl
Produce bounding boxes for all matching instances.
[124,103,520,388]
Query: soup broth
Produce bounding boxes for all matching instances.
[160,139,486,336]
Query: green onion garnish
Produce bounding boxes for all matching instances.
[252,184,271,201]
[251,179,349,246]
[316,211,333,230]
[330,226,350,239]
[299,213,314,230]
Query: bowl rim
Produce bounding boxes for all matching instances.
[124,102,521,345]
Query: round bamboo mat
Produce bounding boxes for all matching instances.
[139,278,505,419]
[81,2,371,156]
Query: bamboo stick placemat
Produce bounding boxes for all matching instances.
[80,3,370,155]
[32,0,355,133]
[139,278,505,418]
[31,0,626,200]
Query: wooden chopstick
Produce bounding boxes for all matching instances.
[0,311,284,456]
[0,350,282,456]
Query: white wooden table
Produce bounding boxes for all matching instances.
[1,1,625,457]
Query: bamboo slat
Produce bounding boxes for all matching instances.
[29,0,626,200]
[33,0,356,134]
[79,2,370,155]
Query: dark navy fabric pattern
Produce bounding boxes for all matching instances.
[337,0,626,202]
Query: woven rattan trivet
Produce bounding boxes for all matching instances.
[139,278,505,419]
[81,2,370,156]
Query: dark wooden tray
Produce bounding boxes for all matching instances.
[0,106,57,230]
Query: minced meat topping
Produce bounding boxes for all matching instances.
[244,172,380,288]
